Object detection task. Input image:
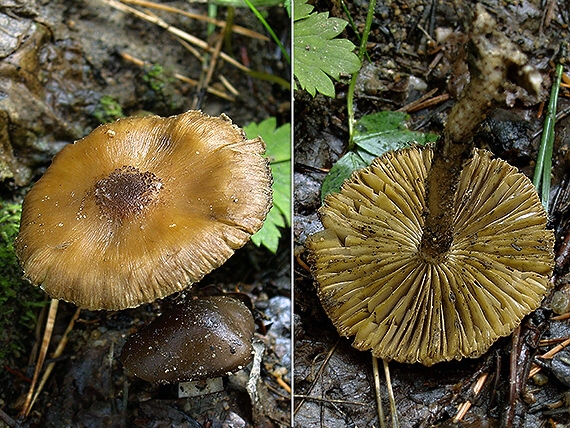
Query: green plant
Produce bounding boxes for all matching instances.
[243,0,290,64]
[293,0,361,97]
[244,118,291,253]
[532,43,565,210]
[143,63,174,94]
[93,95,125,124]
[321,111,438,199]
[0,202,47,360]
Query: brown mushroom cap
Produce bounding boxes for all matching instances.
[15,111,272,310]
[306,146,554,366]
[120,295,255,384]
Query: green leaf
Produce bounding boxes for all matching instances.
[284,0,291,17]
[293,0,313,18]
[321,151,367,200]
[293,0,361,97]
[246,117,290,163]
[250,205,285,253]
[244,118,291,253]
[353,111,438,157]
[271,161,291,226]
[322,111,439,200]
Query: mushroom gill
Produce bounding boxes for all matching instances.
[15,111,272,310]
[306,146,554,366]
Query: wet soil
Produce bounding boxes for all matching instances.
[294,0,570,427]
[0,1,290,427]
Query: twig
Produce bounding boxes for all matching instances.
[403,93,449,113]
[218,74,240,97]
[383,359,399,428]
[28,308,82,414]
[99,0,252,73]
[20,299,59,417]
[551,312,570,322]
[192,28,226,109]
[453,372,489,422]
[294,340,339,415]
[528,337,570,378]
[502,325,522,427]
[293,395,368,406]
[121,0,270,41]
[0,407,19,428]
[397,87,438,112]
[372,356,386,428]
[119,51,235,101]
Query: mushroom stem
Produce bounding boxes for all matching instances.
[419,4,541,260]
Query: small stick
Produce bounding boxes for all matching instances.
[28,308,82,414]
[397,87,438,112]
[383,359,399,428]
[121,0,269,41]
[453,372,489,422]
[294,341,339,415]
[550,312,570,322]
[119,51,234,101]
[405,93,449,113]
[192,28,225,109]
[502,325,522,427]
[99,0,252,73]
[218,75,240,97]
[20,299,59,417]
[372,356,386,428]
[528,337,570,378]
[293,395,368,406]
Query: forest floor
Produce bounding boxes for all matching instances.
[294,0,570,427]
[0,1,291,427]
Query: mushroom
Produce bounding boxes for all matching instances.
[305,146,554,366]
[15,111,272,310]
[120,295,255,384]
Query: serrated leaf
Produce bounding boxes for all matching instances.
[271,161,291,226]
[284,0,291,16]
[250,204,286,253]
[293,0,313,19]
[245,117,290,163]
[321,151,368,200]
[353,111,439,157]
[244,119,291,253]
[293,2,361,98]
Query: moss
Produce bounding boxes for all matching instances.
[0,201,47,361]
[93,95,125,124]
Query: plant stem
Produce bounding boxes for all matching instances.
[532,42,566,211]
[243,0,290,64]
[347,0,375,149]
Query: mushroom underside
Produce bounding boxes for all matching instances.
[306,146,554,366]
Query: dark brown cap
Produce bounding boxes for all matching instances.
[15,111,272,310]
[120,295,255,383]
[306,147,554,365]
